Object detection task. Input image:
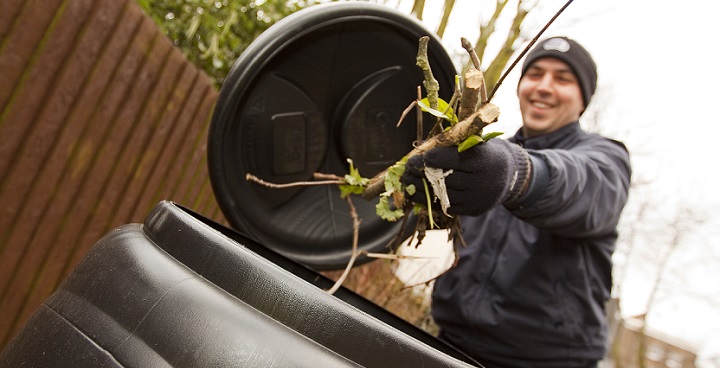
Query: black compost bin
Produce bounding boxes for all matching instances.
[208,1,457,270]
[0,201,478,367]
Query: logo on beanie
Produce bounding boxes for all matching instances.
[543,38,570,53]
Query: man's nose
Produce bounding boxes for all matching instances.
[535,74,554,93]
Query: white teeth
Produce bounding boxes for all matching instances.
[532,101,551,108]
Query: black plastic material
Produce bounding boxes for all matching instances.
[0,201,479,367]
[208,2,457,270]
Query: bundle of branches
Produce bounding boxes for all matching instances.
[247,36,498,293]
[248,0,575,293]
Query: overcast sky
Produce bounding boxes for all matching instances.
[388,0,720,365]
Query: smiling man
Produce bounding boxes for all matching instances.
[402,37,632,367]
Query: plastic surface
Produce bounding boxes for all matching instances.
[0,201,478,367]
[208,2,457,270]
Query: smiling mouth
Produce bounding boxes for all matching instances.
[531,100,553,109]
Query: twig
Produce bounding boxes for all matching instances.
[416,86,423,141]
[313,172,344,181]
[363,251,436,260]
[246,173,343,188]
[461,37,481,70]
[397,99,418,128]
[486,0,575,103]
[326,196,362,295]
[416,36,440,109]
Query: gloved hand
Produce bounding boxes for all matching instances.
[402,139,531,216]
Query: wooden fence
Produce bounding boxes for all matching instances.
[0,0,222,348]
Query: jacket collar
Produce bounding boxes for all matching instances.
[510,122,583,149]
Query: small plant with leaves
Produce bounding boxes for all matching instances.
[339,159,371,198]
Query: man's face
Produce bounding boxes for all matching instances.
[517,57,585,138]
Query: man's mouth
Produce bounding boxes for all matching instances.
[531,100,553,109]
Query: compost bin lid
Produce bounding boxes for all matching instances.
[208,2,457,270]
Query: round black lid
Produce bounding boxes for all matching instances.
[208,2,456,270]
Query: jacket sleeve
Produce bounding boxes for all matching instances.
[505,136,631,238]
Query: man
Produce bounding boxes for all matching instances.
[402,37,632,368]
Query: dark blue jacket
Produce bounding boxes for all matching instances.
[431,122,631,368]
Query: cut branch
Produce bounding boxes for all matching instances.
[361,102,500,200]
[416,36,440,110]
[458,68,485,120]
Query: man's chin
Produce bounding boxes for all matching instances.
[523,120,549,133]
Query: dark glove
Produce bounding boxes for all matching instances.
[402,139,531,216]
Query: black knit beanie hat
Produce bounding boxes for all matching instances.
[521,36,597,109]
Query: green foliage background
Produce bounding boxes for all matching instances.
[136,0,327,86]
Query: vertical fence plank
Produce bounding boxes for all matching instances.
[0,0,69,225]
[0,0,26,40]
[0,0,65,117]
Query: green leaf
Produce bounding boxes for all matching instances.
[481,131,504,141]
[458,135,483,152]
[384,160,406,193]
[339,184,364,198]
[375,158,412,221]
[376,196,405,221]
[405,184,416,196]
[457,131,505,152]
[418,98,457,124]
